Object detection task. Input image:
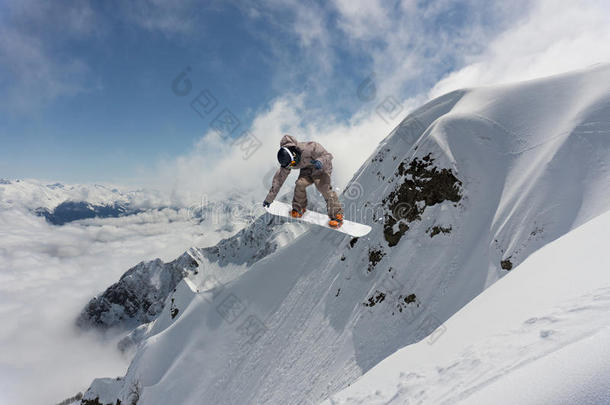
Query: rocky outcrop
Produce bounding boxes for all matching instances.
[76,252,200,329]
[77,211,306,331]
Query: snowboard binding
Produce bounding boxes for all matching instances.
[328,213,343,228]
[290,208,306,218]
[265,201,370,236]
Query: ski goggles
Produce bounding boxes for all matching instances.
[282,147,298,167]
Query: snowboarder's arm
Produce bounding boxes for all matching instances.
[265,167,290,203]
[311,142,333,170]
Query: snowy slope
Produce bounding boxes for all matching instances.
[77,213,307,334]
[81,65,610,405]
[324,209,610,405]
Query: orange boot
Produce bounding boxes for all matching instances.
[329,213,343,228]
[291,208,306,218]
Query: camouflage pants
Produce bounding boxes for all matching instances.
[292,169,343,218]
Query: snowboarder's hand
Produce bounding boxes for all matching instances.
[311,159,323,170]
[263,200,271,208]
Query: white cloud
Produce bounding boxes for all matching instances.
[0,0,211,112]
[235,0,340,96]
[332,0,390,40]
[0,206,232,405]
[118,0,206,36]
[0,0,100,113]
[149,92,416,205]
[328,0,529,102]
[430,0,610,96]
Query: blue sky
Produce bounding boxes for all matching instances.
[1,0,609,186]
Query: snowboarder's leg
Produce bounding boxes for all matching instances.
[314,173,343,219]
[293,174,313,214]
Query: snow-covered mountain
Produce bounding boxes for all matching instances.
[0,179,159,211]
[0,179,165,224]
[0,178,260,231]
[80,65,610,405]
[324,209,610,404]
[77,213,307,336]
[35,201,139,225]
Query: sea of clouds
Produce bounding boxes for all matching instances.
[0,203,241,405]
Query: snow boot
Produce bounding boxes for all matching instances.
[291,208,306,218]
[329,213,343,228]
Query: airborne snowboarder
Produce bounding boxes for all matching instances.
[263,135,344,228]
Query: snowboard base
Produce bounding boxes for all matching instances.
[265,201,371,237]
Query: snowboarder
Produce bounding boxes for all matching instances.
[263,135,344,228]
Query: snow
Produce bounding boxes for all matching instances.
[0,179,166,211]
[77,64,610,405]
[324,209,610,405]
[467,329,610,405]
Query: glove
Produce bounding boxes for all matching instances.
[311,159,323,170]
[263,200,271,208]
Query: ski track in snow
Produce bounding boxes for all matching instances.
[405,289,610,405]
[328,292,610,405]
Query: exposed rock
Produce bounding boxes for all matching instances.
[200,215,293,267]
[395,293,419,314]
[77,213,306,331]
[76,252,199,330]
[368,247,386,272]
[349,237,359,248]
[364,291,386,307]
[35,201,138,225]
[382,153,462,247]
[55,392,83,405]
[427,225,452,237]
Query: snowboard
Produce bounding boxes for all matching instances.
[265,201,371,237]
